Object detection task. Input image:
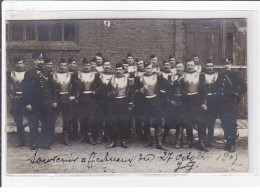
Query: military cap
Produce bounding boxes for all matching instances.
[13,57,23,63]
[59,58,67,64]
[127,52,134,58]
[45,58,52,64]
[96,52,103,57]
[68,58,76,64]
[186,57,194,63]
[206,59,213,64]
[222,58,233,64]
[169,55,176,59]
[150,54,157,59]
[32,52,45,60]
[82,58,90,64]
[91,57,96,63]
[191,54,199,58]
[115,62,123,69]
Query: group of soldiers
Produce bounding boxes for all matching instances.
[7,52,246,153]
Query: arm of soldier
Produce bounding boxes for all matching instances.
[128,78,135,110]
[158,73,171,91]
[72,74,83,99]
[234,72,247,97]
[22,71,33,110]
[94,73,106,95]
[48,73,58,107]
[6,72,13,98]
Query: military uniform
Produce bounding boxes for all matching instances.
[181,70,207,150]
[7,70,26,145]
[53,71,81,145]
[164,73,185,148]
[78,70,105,144]
[23,67,57,149]
[217,69,246,152]
[201,71,220,146]
[136,72,170,150]
[106,73,135,148]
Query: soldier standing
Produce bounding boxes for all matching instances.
[68,58,80,141]
[53,58,81,146]
[7,57,26,148]
[136,63,169,150]
[91,57,97,72]
[78,59,105,145]
[217,58,246,152]
[182,58,208,151]
[23,52,58,150]
[192,54,203,73]
[95,52,105,73]
[201,59,220,147]
[134,59,146,140]
[106,62,135,148]
[169,55,177,74]
[150,54,160,74]
[164,62,185,149]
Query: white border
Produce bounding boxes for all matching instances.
[2,1,260,187]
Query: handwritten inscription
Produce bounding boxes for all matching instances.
[28,149,242,173]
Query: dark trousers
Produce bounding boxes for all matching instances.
[203,95,219,140]
[26,103,55,145]
[220,103,239,144]
[59,102,73,137]
[183,94,206,142]
[71,102,79,138]
[107,98,130,141]
[79,94,96,138]
[143,96,163,142]
[134,93,146,138]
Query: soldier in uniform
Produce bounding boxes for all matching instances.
[122,59,130,78]
[68,58,80,141]
[136,62,170,150]
[217,58,246,152]
[169,55,177,74]
[192,54,203,73]
[23,52,58,150]
[150,54,160,74]
[7,57,26,147]
[45,58,54,75]
[53,58,81,146]
[91,57,97,72]
[127,53,137,76]
[182,58,208,151]
[134,59,146,139]
[95,60,114,143]
[78,59,105,145]
[106,62,135,148]
[164,62,185,149]
[200,59,220,147]
[95,52,105,73]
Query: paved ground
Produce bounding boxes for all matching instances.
[5,117,248,174]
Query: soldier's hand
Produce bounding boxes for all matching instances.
[69,96,76,101]
[201,104,207,110]
[129,103,134,111]
[26,104,32,111]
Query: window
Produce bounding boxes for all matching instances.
[8,20,76,42]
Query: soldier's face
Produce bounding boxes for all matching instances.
[150,57,157,65]
[69,61,77,71]
[145,65,153,75]
[176,63,184,74]
[169,58,176,67]
[45,62,53,71]
[96,56,103,65]
[15,60,25,71]
[193,57,199,65]
[137,60,144,70]
[127,56,134,65]
[91,62,97,69]
[116,67,123,76]
[103,62,111,71]
[224,62,232,71]
[34,58,45,67]
[163,62,171,71]
[59,63,68,72]
[205,63,214,73]
[186,61,195,72]
[83,63,92,72]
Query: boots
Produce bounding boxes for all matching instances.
[199,141,209,152]
[88,133,96,145]
[96,127,102,144]
[155,126,168,151]
[207,137,215,148]
[183,127,194,148]
[64,136,71,146]
[228,141,236,153]
[15,140,26,148]
[144,135,153,147]
[108,139,117,148]
[175,126,183,149]
[120,139,129,148]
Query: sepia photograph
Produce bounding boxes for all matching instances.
[2,4,250,175]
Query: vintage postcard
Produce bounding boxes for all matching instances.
[1,2,252,178]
